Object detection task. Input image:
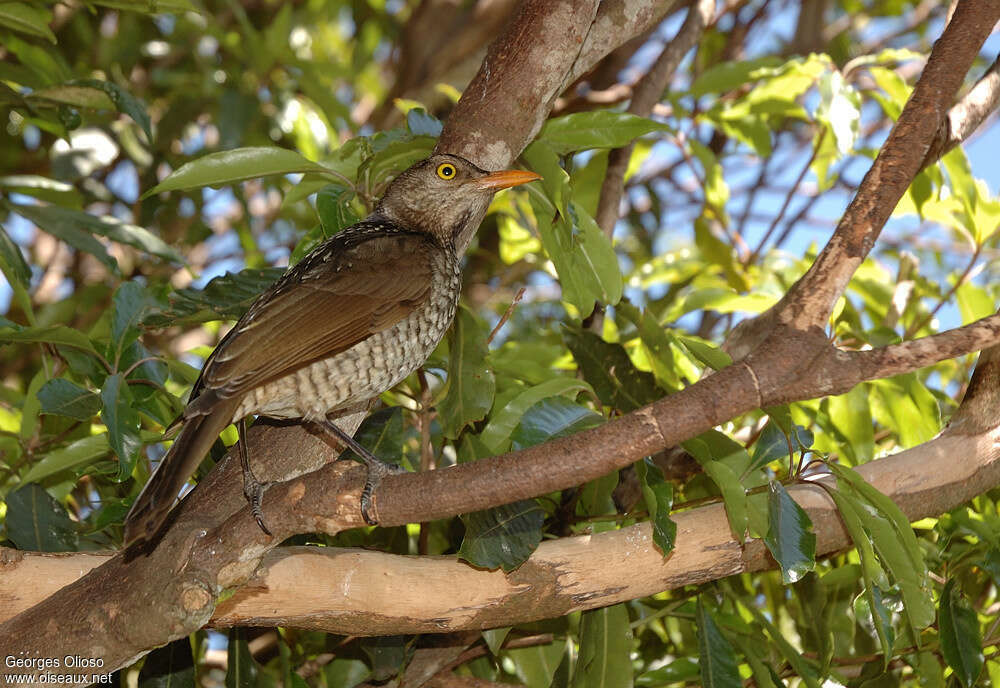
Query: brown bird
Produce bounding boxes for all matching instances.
[123,153,540,546]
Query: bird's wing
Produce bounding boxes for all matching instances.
[190,227,437,406]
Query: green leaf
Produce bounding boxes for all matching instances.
[144,147,338,197]
[0,323,99,355]
[508,638,566,688]
[539,111,669,156]
[695,599,740,688]
[637,458,677,555]
[405,108,443,137]
[828,463,935,630]
[112,281,157,365]
[0,174,83,206]
[482,627,511,656]
[315,184,360,236]
[510,396,605,451]
[826,386,874,465]
[438,307,495,439]
[763,481,815,583]
[100,373,143,481]
[870,374,940,447]
[458,500,545,572]
[480,377,592,452]
[0,2,55,42]
[337,407,405,467]
[616,300,683,391]
[144,268,284,327]
[5,200,117,272]
[685,438,748,540]
[0,222,30,290]
[4,484,79,552]
[37,378,102,421]
[573,604,633,688]
[138,637,195,688]
[86,0,197,12]
[69,79,153,143]
[563,328,660,413]
[226,629,258,688]
[689,56,784,96]
[7,201,181,263]
[21,433,110,483]
[529,192,623,315]
[852,584,895,668]
[522,141,571,217]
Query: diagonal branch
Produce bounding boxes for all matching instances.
[728,0,1000,358]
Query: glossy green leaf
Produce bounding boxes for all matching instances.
[101,373,144,480]
[63,79,153,143]
[337,407,405,467]
[686,438,748,540]
[853,583,895,668]
[510,396,604,451]
[763,481,815,583]
[563,328,660,413]
[458,500,545,572]
[573,604,633,688]
[529,190,623,315]
[0,222,31,290]
[112,281,157,364]
[0,323,99,355]
[481,377,592,452]
[144,147,339,197]
[481,627,511,656]
[637,458,677,555]
[0,2,55,42]
[37,378,101,421]
[86,0,197,12]
[5,201,116,272]
[438,307,495,439]
[138,637,195,688]
[21,433,110,483]
[405,107,443,137]
[4,484,79,552]
[7,201,180,263]
[616,301,682,392]
[829,463,934,630]
[315,184,360,236]
[522,140,570,217]
[143,268,284,327]
[827,386,874,465]
[870,374,940,448]
[508,639,566,688]
[689,56,784,96]
[695,599,740,688]
[538,111,669,155]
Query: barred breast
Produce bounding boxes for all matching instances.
[231,247,461,422]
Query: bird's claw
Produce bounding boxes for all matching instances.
[360,459,406,525]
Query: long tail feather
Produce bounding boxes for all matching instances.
[123,407,234,546]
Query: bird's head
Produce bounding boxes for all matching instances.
[375,153,540,250]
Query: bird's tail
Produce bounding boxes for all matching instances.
[123,407,234,546]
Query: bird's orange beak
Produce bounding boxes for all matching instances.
[472,169,542,191]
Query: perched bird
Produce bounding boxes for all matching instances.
[123,153,541,546]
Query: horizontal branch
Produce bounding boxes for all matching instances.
[7,410,998,634]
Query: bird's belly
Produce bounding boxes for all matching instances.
[232,271,459,422]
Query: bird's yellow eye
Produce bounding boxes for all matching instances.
[436,163,457,180]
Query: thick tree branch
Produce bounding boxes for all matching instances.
[7,343,1000,634]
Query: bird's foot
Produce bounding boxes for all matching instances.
[242,474,273,536]
[238,418,272,536]
[359,457,407,525]
[321,418,405,525]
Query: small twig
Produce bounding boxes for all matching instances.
[486,287,525,346]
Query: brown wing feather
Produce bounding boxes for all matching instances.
[191,228,435,407]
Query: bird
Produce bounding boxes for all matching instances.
[123,153,541,546]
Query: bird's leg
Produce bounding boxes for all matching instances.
[320,418,405,525]
[238,418,272,536]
